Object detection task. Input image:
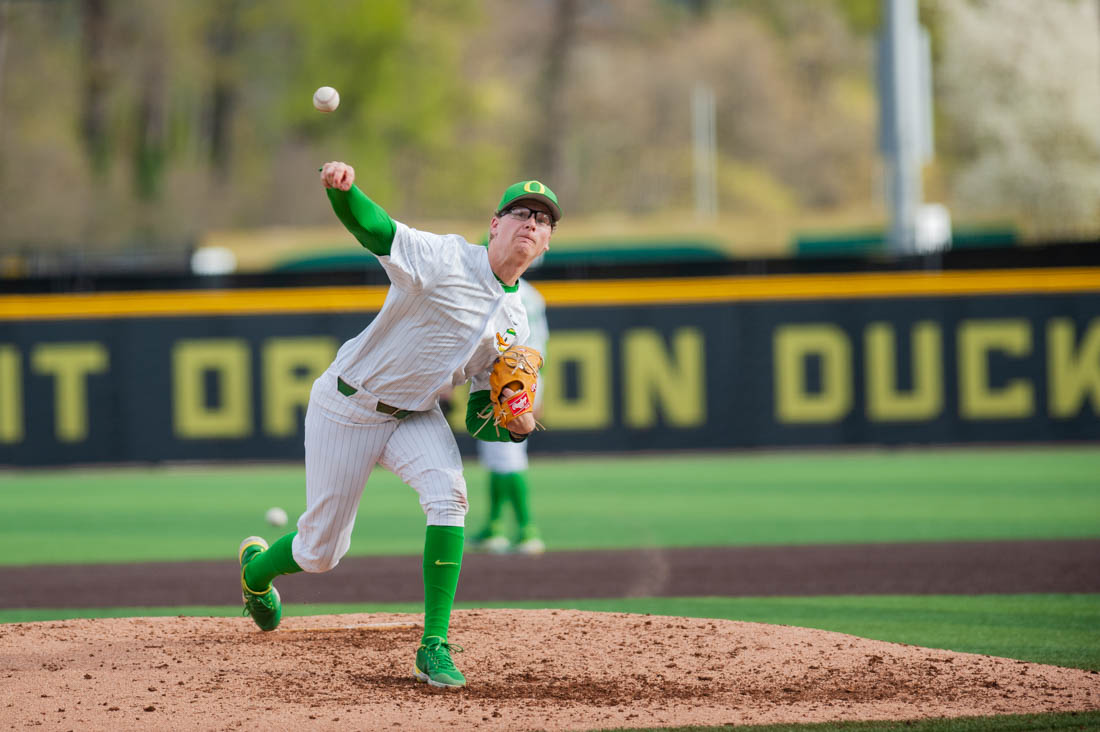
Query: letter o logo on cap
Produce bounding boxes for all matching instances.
[523,181,546,194]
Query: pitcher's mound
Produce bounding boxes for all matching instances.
[3,609,1097,730]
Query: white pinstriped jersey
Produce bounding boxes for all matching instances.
[518,279,548,355]
[477,278,547,474]
[516,278,547,410]
[331,221,530,410]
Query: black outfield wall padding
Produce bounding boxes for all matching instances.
[1,269,1097,465]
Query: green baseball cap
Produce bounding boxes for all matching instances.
[497,180,562,223]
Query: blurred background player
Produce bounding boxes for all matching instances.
[471,275,548,555]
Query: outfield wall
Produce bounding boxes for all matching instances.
[1,268,1098,465]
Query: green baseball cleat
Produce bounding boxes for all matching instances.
[238,536,282,632]
[413,636,466,688]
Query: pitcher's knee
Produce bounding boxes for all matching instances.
[412,469,467,520]
[423,498,468,526]
[291,532,345,573]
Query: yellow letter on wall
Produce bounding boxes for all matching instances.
[865,321,943,421]
[31,342,109,442]
[445,383,470,432]
[1047,317,1100,418]
[774,324,852,423]
[262,337,337,437]
[623,328,704,428]
[0,345,23,443]
[173,339,251,438]
[540,331,611,430]
[958,319,1033,419]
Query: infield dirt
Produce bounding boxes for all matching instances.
[5,539,1099,609]
[3,609,1099,731]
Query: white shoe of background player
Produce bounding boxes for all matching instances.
[514,536,545,555]
[481,535,511,554]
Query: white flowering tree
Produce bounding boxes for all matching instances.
[936,0,1100,237]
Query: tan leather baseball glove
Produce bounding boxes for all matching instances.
[488,345,543,429]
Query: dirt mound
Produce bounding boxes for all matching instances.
[2,609,1097,730]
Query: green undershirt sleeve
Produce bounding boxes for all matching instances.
[325,184,396,256]
[466,389,527,443]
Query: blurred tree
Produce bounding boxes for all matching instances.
[0,0,1094,260]
[0,2,9,147]
[80,0,111,177]
[132,15,167,200]
[676,0,713,17]
[936,0,1100,236]
[0,1,8,181]
[545,1,874,215]
[205,0,241,177]
[834,0,880,35]
[233,0,482,220]
[524,0,579,185]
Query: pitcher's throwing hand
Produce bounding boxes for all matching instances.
[320,161,354,191]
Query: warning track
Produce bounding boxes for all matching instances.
[3,538,1097,610]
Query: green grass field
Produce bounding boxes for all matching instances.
[4,447,1099,730]
[4,447,1099,564]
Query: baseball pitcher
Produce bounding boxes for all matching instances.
[236,162,560,689]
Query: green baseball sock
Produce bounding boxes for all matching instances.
[506,472,536,535]
[422,525,464,642]
[243,531,303,592]
[482,473,507,535]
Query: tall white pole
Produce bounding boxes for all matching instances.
[878,0,931,255]
[692,83,718,220]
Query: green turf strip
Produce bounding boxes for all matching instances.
[2,447,1099,565]
[4,594,1098,671]
[593,711,1100,731]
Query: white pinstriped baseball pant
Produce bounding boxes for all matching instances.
[477,439,529,474]
[291,371,468,573]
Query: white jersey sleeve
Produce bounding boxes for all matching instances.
[378,222,462,292]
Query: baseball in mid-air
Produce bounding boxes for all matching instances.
[265,506,288,527]
[312,86,340,113]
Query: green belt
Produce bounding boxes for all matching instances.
[336,377,413,420]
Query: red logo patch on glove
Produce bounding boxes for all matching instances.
[506,390,532,416]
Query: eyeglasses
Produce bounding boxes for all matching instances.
[499,205,555,229]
